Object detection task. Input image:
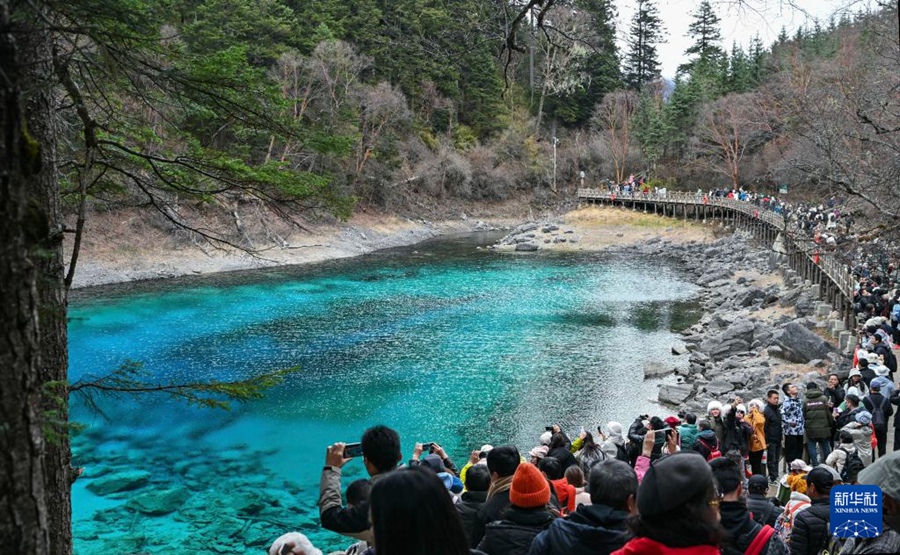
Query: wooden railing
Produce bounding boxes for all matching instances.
[577,188,855,300]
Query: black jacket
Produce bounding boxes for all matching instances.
[477,506,555,555]
[470,489,511,547]
[790,497,830,555]
[458,490,488,548]
[720,501,781,555]
[835,406,862,431]
[529,503,629,555]
[747,494,778,527]
[893,391,900,428]
[724,407,751,455]
[823,386,844,409]
[862,392,894,430]
[547,446,578,471]
[693,429,720,460]
[763,402,782,442]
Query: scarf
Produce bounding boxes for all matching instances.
[487,475,514,500]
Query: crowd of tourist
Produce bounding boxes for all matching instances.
[257,191,900,555]
[267,345,900,555]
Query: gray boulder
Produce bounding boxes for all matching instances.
[515,243,539,252]
[658,383,694,405]
[697,267,734,286]
[644,363,675,378]
[704,380,735,396]
[722,318,756,343]
[671,342,690,355]
[737,287,768,307]
[770,322,835,363]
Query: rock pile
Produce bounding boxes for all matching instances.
[610,231,849,413]
[492,221,580,251]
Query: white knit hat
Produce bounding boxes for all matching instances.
[707,400,723,414]
[748,399,764,411]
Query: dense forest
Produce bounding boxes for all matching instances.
[45,0,899,221]
[28,0,900,233]
[0,2,898,552]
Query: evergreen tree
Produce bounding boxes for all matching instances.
[634,85,670,167]
[748,34,766,84]
[678,0,725,76]
[777,26,789,44]
[727,42,753,93]
[623,0,665,91]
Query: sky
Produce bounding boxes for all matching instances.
[614,0,866,77]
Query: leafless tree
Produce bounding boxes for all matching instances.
[591,90,639,183]
[694,92,773,189]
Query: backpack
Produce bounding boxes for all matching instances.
[891,302,900,322]
[869,396,889,431]
[839,447,865,484]
[614,442,629,462]
[698,437,722,461]
[774,500,810,545]
[745,525,778,555]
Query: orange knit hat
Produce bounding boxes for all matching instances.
[509,462,551,508]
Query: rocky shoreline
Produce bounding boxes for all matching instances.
[626,231,847,411]
[494,215,850,410]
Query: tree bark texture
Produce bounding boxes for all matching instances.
[18,3,72,553]
[0,1,51,551]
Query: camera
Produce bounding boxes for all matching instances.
[545,426,554,432]
[420,442,434,452]
[343,442,364,458]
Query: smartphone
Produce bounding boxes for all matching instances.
[545,426,554,432]
[343,442,364,458]
[597,425,604,435]
[420,442,434,452]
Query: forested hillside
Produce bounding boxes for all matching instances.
[32,0,900,239]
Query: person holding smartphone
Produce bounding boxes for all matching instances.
[318,425,402,543]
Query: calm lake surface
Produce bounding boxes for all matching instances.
[69,233,700,554]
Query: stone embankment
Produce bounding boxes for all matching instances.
[624,231,849,412]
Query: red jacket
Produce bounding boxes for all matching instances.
[612,537,720,555]
[549,478,576,515]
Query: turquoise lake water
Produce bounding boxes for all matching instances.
[68,233,700,554]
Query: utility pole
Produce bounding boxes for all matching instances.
[552,136,559,193]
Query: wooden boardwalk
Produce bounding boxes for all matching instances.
[577,188,858,337]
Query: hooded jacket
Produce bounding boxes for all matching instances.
[477,506,554,555]
[529,503,629,555]
[802,389,833,440]
[677,423,700,450]
[600,429,627,461]
[840,422,873,466]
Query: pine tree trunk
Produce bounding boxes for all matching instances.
[20,8,73,554]
[0,2,51,551]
